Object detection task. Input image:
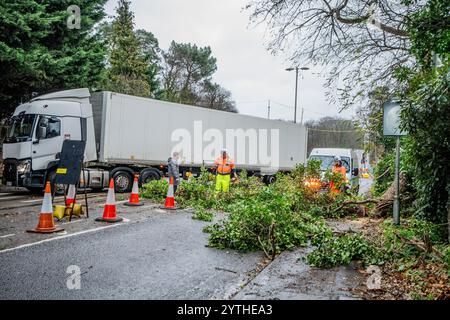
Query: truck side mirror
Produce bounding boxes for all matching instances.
[37,125,47,139]
[352,168,359,176]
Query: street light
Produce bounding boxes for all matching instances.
[286,66,309,124]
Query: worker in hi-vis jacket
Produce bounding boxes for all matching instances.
[214,149,236,193]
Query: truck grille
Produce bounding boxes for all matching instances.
[3,161,17,185]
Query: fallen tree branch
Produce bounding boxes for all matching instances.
[396,233,443,260]
[332,199,378,213]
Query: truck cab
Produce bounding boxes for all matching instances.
[308,148,360,193]
[2,89,96,191]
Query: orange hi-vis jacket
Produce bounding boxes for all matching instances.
[332,165,347,181]
[214,156,235,174]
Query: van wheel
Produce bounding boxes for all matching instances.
[112,171,133,193]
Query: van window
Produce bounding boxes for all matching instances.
[309,155,350,172]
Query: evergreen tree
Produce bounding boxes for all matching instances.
[103,0,150,97]
[0,0,107,119]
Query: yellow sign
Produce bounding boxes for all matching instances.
[56,168,67,174]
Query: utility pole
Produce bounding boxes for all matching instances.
[294,67,298,123]
[300,107,304,125]
[286,66,309,124]
[393,136,400,225]
[267,100,271,119]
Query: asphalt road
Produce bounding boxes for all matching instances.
[0,199,263,299]
[0,180,371,300]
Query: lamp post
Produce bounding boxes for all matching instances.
[286,66,309,124]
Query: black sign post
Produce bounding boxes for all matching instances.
[53,140,89,221]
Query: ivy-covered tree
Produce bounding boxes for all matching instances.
[0,0,107,119]
[103,0,150,97]
[400,0,449,232]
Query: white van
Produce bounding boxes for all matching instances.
[308,148,360,192]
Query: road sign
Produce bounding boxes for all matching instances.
[55,140,86,185]
[383,100,407,136]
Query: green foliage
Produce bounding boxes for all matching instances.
[308,218,449,269]
[140,179,168,202]
[192,207,214,222]
[307,234,379,268]
[161,41,236,112]
[102,0,150,97]
[0,0,107,119]
[145,164,333,258]
[135,29,163,98]
[395,0,450,228]
[372,151,395,197]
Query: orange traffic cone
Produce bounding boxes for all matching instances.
[66,184,76,207]
[162,177,177,210]
[96,179,123,223]
[27,182,64,233]
[124,175,143,206]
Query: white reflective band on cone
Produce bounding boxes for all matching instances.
[167,184,174,198]
[106,186,116,205]
[131,180,139,194]
[41,192,53,214]
[67,184,76,199]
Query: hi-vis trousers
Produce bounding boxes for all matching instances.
[215,174,231,193]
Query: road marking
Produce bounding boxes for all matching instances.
[0,196,28,201]
[0,233,15,238]
[0,219,131,254]
[61,219,83,225]
[99,200,128,207]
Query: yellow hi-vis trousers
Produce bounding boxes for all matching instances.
[215,174,231,193]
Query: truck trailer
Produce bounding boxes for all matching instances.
[2,88,308,192]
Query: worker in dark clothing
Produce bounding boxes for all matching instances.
[168,151,180,193]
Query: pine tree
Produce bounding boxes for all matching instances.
[0,0,107,119]
[103,0,150,97]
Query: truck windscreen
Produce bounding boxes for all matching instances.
[4,114,36,143]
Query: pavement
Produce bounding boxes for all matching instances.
[0,189,368,300]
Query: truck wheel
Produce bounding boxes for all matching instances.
[140,169,161,185]
[267,175,277,184]
[112,171,133,193]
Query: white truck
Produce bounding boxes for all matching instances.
[2,88,308,193]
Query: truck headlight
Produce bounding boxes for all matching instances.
[17,160,31,174]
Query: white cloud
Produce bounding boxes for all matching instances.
[105,0,356,122]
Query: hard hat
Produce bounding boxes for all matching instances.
[221,148,228,153]
[334,156,341,162]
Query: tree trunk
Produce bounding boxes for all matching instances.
[375,173,406,216]
[447,193,450,244]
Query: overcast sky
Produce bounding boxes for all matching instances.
[104,0,356,122]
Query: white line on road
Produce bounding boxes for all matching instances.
[0,193,14,197]
[0,233,15,238]
[61,219,83,225]
[0,196,29,201]
[0,219,131,254]
[21,197,65,203]
[99,200,128,207]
